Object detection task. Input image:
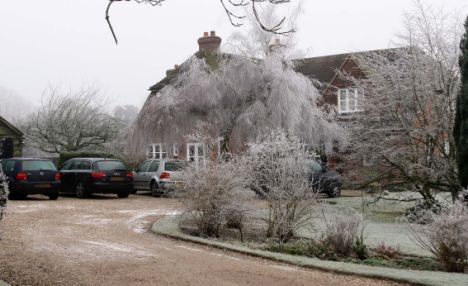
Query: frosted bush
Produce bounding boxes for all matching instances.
[246,130,318,243]
[180,159,252,239]
[0,169,7,221]
[408,202,468,272]
[321,212,366,258]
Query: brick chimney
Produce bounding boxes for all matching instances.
[197,31,221,53]
[269,38,286,53]
[166,64,180,76]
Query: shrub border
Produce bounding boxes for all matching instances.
[152,215,468,286]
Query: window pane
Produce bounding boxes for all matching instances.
[339,89,347,98]
[348,98,356,111]
[189,145,195,156]
[197,145,204,156]
[154,145,160,152]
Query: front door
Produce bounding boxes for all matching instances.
[0,138,14,159]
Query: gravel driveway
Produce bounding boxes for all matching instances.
[0,194,406,286]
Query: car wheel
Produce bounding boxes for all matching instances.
[48,192,59,200]
[150,182,160,197]
[117,191,130,198]
[76,182,88,199]
[328,186,341,198]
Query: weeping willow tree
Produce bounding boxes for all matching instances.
[128,48,345,157]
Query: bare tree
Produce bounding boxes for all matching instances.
[23,87,120,154]
[105,0,295,44]
[341,1,463,202]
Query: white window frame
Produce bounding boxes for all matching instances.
[337,88,362,114]
[148,143,167,159]
[187,142,205,163]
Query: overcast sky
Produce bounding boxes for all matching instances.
[1,0,467,111]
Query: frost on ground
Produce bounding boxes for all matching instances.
[119,208,182,233]
[80,240,154,258]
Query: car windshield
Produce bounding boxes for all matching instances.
[164,162,188,171]
[22,160,57,171]
[95,161,127,171]
[306,160,323,172]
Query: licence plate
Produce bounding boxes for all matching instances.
[35,183,51,188]
[110,177,125,182]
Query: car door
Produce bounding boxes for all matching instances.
[133,160,152,190]
[146,160,161,188]
[59,160,75,193]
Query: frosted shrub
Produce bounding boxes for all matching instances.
[408,202,468,272]
[0,169,7,221]
[246,130,317,243]
[180,159,251,238]
[322,212,366,258]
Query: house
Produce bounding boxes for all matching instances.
[134,32,399,170]
[0,116,23,158]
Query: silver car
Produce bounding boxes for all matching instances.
[133,159,188,196]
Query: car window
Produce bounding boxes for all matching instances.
[72,160,91,170]
[60,160,73,170]
[71,160,81,170]
[136,161,152,172]
[0,160,15,172]
[165,162,188,172]
[307,160,323,172]
[148,161,160,172]
[95,161,127,171]
[22,160,57,171]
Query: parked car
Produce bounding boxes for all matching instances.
[306,159,342,198]
[133,159,188,197]
[251,158,342,198]
[0,158,61,200]
[59,158,133,198]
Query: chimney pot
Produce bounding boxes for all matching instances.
[174,64,179,69]
[198,31,222,53]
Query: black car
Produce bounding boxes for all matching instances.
[59,158,133,198]
[0,158,61,200]
[307,159,342,198]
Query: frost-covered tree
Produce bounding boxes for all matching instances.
[454,16,468,189]
[113,105,139,127]
[0,86,33,123]
[23,86,120,154]
[129,44,344,157]
[342,2,463,202]
[129,52,344,155]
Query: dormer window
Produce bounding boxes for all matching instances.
[338,88,362,113]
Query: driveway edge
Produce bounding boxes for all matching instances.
[151,215,468,286]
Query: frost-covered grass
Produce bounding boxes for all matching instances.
[152,215,468,286]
